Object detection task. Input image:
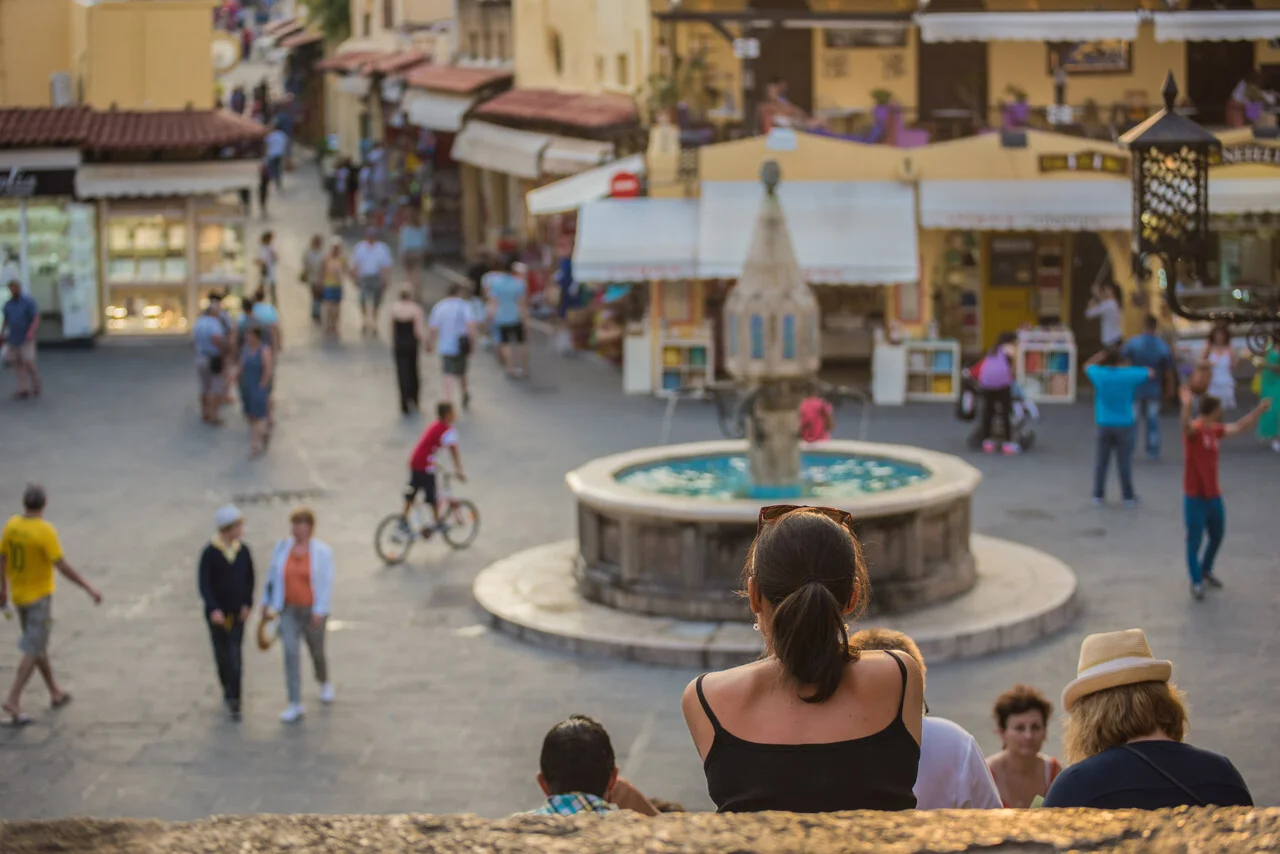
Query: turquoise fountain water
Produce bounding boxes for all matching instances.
[615,452,931,501]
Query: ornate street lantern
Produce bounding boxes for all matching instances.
[1122,72,1280,349]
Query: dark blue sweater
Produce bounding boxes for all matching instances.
[198,542,256,617]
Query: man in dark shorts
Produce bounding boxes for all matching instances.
[427,284,477,409]
[484,258,529,378]
[402,402,466,535]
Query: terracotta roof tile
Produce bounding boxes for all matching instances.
[475,88,637,130]
[365,50,430,75]
[0,107,92,148]
[279,30,323,50]
[87,110,267,152]
[314,51,380,72]
[401,65,512,95]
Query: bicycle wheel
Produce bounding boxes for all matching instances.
[440,499,480,550]
[375,513,416,565]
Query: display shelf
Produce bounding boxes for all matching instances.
[656,337,714,397]
[903,339,961,402]
[1016,328,1077,403]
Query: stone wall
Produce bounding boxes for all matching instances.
[3,809,1278,854]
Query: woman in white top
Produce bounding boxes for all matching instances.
[1203,324,1237,411]
[1085,282,1124,349]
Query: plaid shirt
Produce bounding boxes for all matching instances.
[530,792,617,816]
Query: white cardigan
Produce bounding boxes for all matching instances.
[263,537,335,616]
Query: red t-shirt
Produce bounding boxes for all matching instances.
[799,397,833,442]
[1183,421,1226,499]
[409,420,457,473]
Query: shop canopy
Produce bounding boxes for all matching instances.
[401,90,474,133]
[573,198,699,283]
[918,180,1131,231]
[697,181,918,285]
[76,161,261,198]
[542,137,615,177]
[916,11,1140,43]
[526,154,646,216]
[1208,128,1280,214]
[452,120,549,180]
[1152,10,1280,42]
[1209,180,1280,215]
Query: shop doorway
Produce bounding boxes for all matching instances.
[1187,41,1254,126]
[1070,232,1110,361]
[751,0,814,114]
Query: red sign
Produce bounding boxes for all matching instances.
[609,171,640,198]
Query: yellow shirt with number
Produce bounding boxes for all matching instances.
[1,515,62,606]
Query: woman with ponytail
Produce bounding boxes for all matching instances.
[681,505,924,812]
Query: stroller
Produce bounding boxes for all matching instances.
[958,368,1039,451]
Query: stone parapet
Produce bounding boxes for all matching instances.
[3,809,1278,853]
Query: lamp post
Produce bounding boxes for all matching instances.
[1122,72,1280,353]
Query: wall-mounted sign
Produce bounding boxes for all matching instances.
[1047,40,1131,75]
[1212,144,1280,167]
[1038,151,1129,175]
[824,27,908,50]
[0,168,75,198]
[609,172,640,199]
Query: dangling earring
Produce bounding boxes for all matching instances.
[752,621,760,632]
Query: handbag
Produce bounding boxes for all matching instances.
[256,612,278,651]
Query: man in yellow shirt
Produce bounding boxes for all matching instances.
[0,484,102,725]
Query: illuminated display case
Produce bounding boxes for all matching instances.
[104,287,190,335]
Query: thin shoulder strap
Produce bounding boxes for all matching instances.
[694,674,725,734]
[886,651,909,719]
[1120,745,1206,807]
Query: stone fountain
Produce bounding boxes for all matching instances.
[474,164,1078,665]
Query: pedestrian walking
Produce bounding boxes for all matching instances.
[229,85,247,115]
[239,324,274,457]
[193,295,229,425]
[975,332,1018,454]
[1254,343,1280,452]
[301,235,326,324]
[265,125,288,191]
[256,231,278,307]
[1202,325,1238,411]
[0,484,103,726]
[198,504,255,720]
[397,209,429,296]
[1,278,41,399]
[1084,348,1154,505]
[327,161,350,227]
[257,159,271,218]
[390,289,427,414]
[1122,315,1174,459]
[1179,384,1271,600]
[484,258,530,378]
[263,508,335,723]
[1085,282,1124,351]
[320,239,348,338]
[350,227,393,337]
[985,685,1061,808]
[427,283,477,410]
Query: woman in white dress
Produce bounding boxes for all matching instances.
[1202,325,1237,411]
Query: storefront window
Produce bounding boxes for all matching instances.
[0,200,67,311]
[104,287,190,335]
[106,213,187,284]
[196,221,247,284]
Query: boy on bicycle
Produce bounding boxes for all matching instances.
[403,402,466,536]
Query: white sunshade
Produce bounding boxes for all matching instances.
[76,161,260,198]
[542,137,615,177]
[401,90,474,133]
[697,181,918,285]
[1209,179,1280,216]
[917,12,1140,43]
[573,198,699,283]
[526,154,646,216]
[452,121,549,180]
[919,180,1131,232]
[336,74,371,97]
[1153,11,1280,42]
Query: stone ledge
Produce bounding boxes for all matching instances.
[2,809,1278,853]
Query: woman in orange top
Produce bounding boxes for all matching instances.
[263,507,335,723]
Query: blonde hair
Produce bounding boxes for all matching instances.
[289,507,316,529]
[849,627,926,685]
[1063,681,1189,764]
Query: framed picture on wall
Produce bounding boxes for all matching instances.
[1047,40,1131,75]
[824,27,908,49]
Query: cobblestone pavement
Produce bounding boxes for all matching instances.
[2,160,1279,820]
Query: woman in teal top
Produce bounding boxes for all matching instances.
[1256,345,1280,453]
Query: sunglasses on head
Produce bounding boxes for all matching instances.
[757,504,855,535]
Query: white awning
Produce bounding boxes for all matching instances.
[1210,179,1280,215]
[919,180,1130,232]
[526,154,645,216]
[401,90,473,133]
[573,198,699,282]
[697,182,918,285]
[541,137,615,177]
[451,121,549,180]
[1153,11,1280,42]
[76,161,260,198]
[917,12,1140,43]
[337,74,371,97]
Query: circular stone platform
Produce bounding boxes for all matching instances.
[474,536,1078,668]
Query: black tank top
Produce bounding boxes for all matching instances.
[697,651,920,813]
[393,317,418,353]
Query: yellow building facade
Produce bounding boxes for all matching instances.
[512,0,652,95]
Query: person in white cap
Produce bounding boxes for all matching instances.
[198,504,255,720]
[1045,628,1252,809]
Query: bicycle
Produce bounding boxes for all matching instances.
[374,472,480,565]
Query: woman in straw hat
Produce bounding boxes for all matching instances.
[1044,629,1252,809]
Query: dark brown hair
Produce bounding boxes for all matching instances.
[745,509,870,704]
[993,683,1053,730]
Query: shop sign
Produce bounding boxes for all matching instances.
[610,171,641,198]
[1038,151,1128,175]
[1212,144,1280,167]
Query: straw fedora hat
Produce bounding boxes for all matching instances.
[1062,629,1172,712]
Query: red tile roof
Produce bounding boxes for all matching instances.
[314,51,379,72]
[0,107,92,148]
[474,89,637,130]
[279,30,323,50]
[87,110,267,151]
[365,50,430,75]
[401,65,512,95]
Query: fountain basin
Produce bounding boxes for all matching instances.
[567,440,982,622]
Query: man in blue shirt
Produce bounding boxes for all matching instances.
[1085,348,1156,506]
[1,279,40,399]
[483,257,529,378]
[1122,315,1174,460]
